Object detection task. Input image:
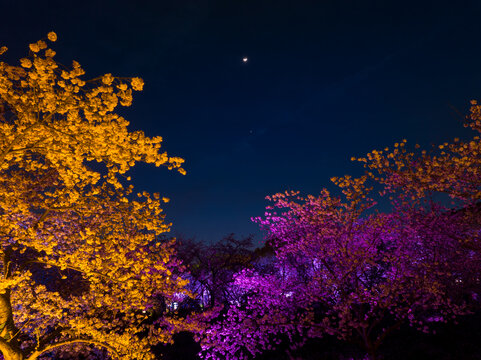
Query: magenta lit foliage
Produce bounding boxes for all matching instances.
[201,186,476,359]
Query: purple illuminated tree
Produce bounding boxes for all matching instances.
[202,175,474,359]
[200,99,481,360]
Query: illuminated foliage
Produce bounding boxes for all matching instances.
[202,190,469,359]
[355,101,481,207]
[200,103,481,359]
[0,33,192,360]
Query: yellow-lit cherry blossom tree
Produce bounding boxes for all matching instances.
[0,33,193,360]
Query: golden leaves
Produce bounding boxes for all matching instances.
[102,73,114,85]
[0,33,192,358]
[47,31,57,42]
[20,58,32,68]
[352,100,481,203]
[45,49,56,58]
[131,77,144,91]
[29,43,40,53]
[29,40,47,53]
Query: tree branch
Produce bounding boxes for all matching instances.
[27,260,122,284]
[26,338,121,360]
[0,337,22,360]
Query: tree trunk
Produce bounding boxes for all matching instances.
[0,294,23,360]
[367,348,378,360]
[359,327,379,360]
[0,338,23,360]
[286,349,302,360]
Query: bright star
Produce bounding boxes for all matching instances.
[242,57,248,63]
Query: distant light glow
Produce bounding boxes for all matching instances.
[242,57,248,63]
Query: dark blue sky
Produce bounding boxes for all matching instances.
[2,0,481,243]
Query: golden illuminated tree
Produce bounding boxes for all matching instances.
[353,101,481,255]
[355,101,481,206]
[0,33,193,360]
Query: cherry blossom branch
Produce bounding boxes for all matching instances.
[25,338,121,360]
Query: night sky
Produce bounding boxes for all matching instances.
[2,0,481,244]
